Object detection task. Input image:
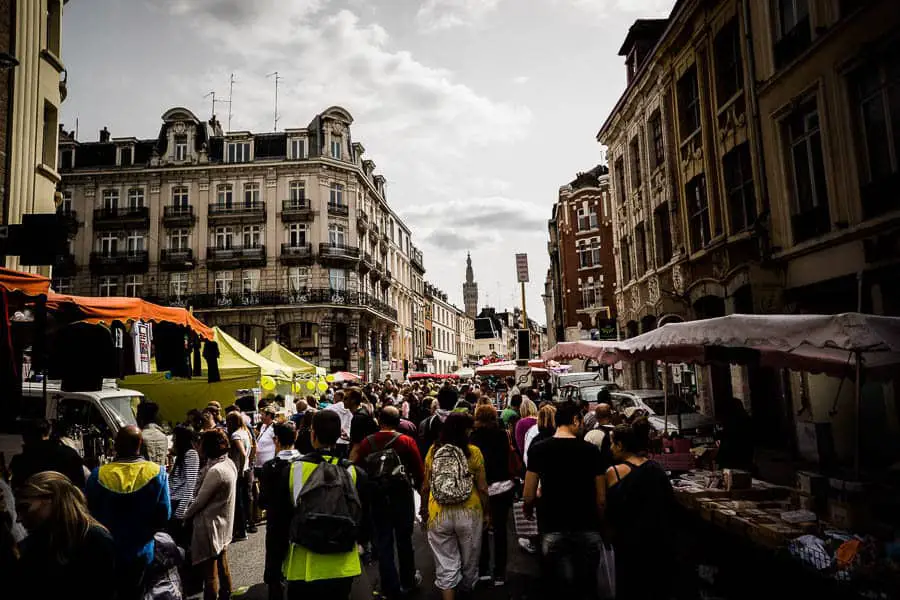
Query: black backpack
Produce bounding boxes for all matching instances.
[289,455,362,554]
[363,433,410,490]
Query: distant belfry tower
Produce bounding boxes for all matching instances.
[463,252,478,318]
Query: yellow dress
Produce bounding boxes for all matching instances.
[424,444,486,526]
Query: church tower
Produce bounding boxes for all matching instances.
[463,252,478,317]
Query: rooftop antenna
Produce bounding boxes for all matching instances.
[227,73,236,132]
[266,71,282,131]
[75,117,78,141]
[203,91,222,120]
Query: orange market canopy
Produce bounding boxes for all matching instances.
[45,293,214,340]
[0,267,50,297]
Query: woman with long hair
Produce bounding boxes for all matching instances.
[14,471,116,599]
[514,399,538,455]
[523,404,557,468]
[420,412,489,600]
[226,411,254,541]
[168,425,200,547]
[184,430,238,600]
[605,417,677,599]
[469,404,514,587]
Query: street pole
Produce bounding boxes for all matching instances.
[520,281,527,329]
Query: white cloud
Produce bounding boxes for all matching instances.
[416,0,503,32]
[563,0,674,19]
[512,75,530,85]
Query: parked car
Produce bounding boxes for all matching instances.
[609,390,715,443]
[554,371,609,389]
[561,382,621,405]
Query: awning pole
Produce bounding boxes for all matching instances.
[854,350,862,479]
[663,363,669,437]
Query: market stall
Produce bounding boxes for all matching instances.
[259,341,324,377]
[408,373,460,381]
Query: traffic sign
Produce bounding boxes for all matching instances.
[515,253,529,283]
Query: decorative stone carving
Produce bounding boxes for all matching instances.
[672,264,685,294]
[711,249,730,279]
[173,122,186,135]
[331,123,343,135]
[615,293,625,318]
[199,182,209,191]
[647,276,660,304]
[630,287,641,313]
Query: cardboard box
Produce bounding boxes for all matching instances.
[796,471,829,498]
[724,469,752,491]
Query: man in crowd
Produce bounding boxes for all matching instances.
[417,386,457,456]
[324,389,351,457]
[353,406,424,598]
[259,422,300,600]
[345,387,379,457]
[86,425,171,600]
[136,402,168,467]
[584,402,616,472]
[524,401,605,599]
[272,410,370,600]
[501,394,522,427]
[9,418,86,490]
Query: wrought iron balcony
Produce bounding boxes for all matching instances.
[93,206,150,231]
[160,248,195,271]
[206,245,266,268]
[327,203,349,217]
[89,250,149,274]
[162,205,196,227]
[188,288,399,321]
[281,199,314,222]
[280,243,314,266]
[319,242,360,264]
[208,201,266,224]
[56,208,78,234]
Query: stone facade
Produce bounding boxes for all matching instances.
[57,106,426,379]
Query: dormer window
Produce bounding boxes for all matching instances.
[59,148,74,170]
[289,138,306,160]
[118,146,133,167]
[227,140,251,163]
[331,137,342,160]
[174,135,188,161]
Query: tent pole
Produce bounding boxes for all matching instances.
[663,363,669,437]
[854,350,861,479]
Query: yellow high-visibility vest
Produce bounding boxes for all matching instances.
[282,456,361,582]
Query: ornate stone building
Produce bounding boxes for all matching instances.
[463,252,478,318]
[57,106,425,379]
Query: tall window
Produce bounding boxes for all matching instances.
[330,268,347,291]
[99,234,117,256]
[329,183,344,206]
[46,0,61,55]
[170,273,189,299]
[331,137,342,160]
[216,184,233,208]
[677,67,701,140]
[125,275,142,297]
[242,270,260,299]
[290,138,305,160]
[577,208,591,231]
[169,228,190,250]
[99,276,117,297]
[126,233,145,255]
[635,223,648,274]
[723,143,757,233]
[288,181,306,206]
[619,237,632,283]
[615,157,627,205]
[172,186,189,209]
[581,279,599,308]
[654,204,673,266]
[215,271,233,297]
[127,188,144,209]
[649,111,664,169]
[288,267,309,292]
[328,224,345,246]
[578,240,590,268]
[174,135,188,161]
[714,19,743,105]
[686,175,710,252]
[286,223,307,247]
[852,48,900,219]
[102,189,119,211]
[590,238,601,265]
[629,136,642,189]
[242,225,262,248]
[243,182,260,207]
[52,277,72,294]
[59,190,73,214]
[774,0,811,68]
[215,227,234,249]
[42,102,57,168]
[786,100,830,243]
[119,146,133,167]
[227,141,251,163]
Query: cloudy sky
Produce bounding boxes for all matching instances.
[61,0,674,322]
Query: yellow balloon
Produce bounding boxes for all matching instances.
[292,381,301,393]
[306,380,316,391]
[325,374,335,383]
[317,381,328,392]
[261,376,276,391]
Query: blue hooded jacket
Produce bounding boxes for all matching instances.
[86,457,171,566]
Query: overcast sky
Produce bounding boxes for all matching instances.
[61,0,674,323]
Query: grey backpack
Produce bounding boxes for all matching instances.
[289,456,362,554]
[430,444,473,505]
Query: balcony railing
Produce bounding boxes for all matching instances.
[208,201,266,222]
[162,205,196,226]
[160,248,195,270]
[53,253,76,276]
[280,243,314,265]
[319,242,360,262]
[356,210,369,230]
[328,203,349,217]
[206,245,266,267]
[93,206,150,230]
[281,199,314,221]
[382,269,392,287]
[57,208,78,234]
[186,288,398,321]
[89,250,149,274]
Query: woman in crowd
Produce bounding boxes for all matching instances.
[200,408,218,432]
[523,403,557,468]
[604,417,677,599]
[514,399,538,455]
[184,429,238,600]
[421,412,489,600]
[225,411,255,540]
[293,408,316,454]
[14,471,116,599]
[469,404,514,587]
[168,425,200,547]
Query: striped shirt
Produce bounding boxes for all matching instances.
[168,449,200,520]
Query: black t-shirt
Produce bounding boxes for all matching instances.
[527,436,604,534]
[350,408,378,445]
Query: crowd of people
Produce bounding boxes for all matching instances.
[0,374,683,600]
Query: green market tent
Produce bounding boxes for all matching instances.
[120,327,294,423]
[259,341,325,377]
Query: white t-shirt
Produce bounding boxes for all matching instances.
[324,401,353,445]
[255,422,276,468]
[523,423,539,468]
[230,429,252,472]
[584,428,607,449]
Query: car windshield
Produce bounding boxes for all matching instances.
[641,395,697,415]
[101,396,139,428]
[578,386,614,403]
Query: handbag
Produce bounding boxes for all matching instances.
[597,543,616,599]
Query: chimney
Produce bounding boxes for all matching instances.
[99,127,110,142]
